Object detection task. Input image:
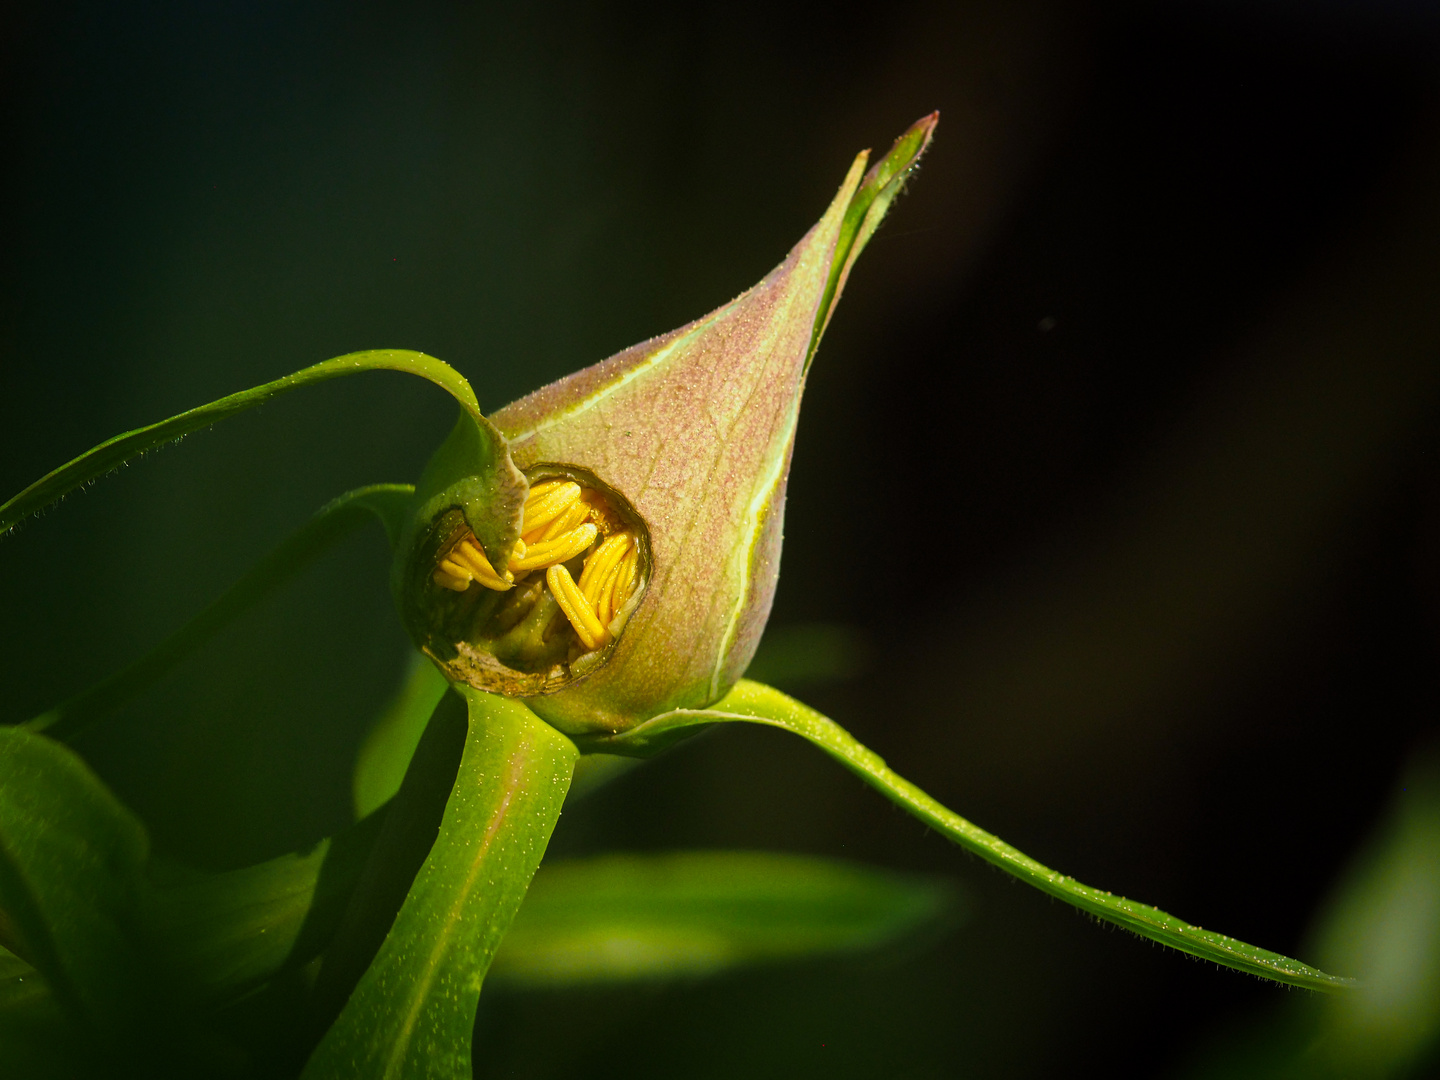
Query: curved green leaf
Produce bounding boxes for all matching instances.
[577,679,1355,993]
[0,728,216,1070]
[26,483,415,742]
[0,350,475,538]
[488,851,957,989]
[302,689,577,1080]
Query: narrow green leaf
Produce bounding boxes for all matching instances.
[0,350,477,538]
[26,483,415,742]
[488,851,956,989]
[302,690,577,1080]
[351,652,450,821]
[577,679,1355,992]
[0,728,213,1069]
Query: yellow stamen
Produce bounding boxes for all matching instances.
[455,539,513,590]
[537,499,591,542]
[545,565,608,650]
[509,523,597,571]
[524,478,568,502]
[611,546,640,611]
[434,567,472,592]
[432,481,642,656]
[579,533,631,604]
[594,561,620,627]
[520,482,582,536]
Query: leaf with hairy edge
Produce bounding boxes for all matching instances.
[27,484,415,742]
[302,689,577,1080]
[0,350,482,537]
[488,851,956,988]
[576,679,1355,993]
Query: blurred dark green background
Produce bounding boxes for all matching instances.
[4,1,1440,1076]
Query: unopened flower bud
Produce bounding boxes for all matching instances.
[397,115,937,735]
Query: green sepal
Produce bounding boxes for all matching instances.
[578,679,1356,993]
[390,411,527,671]
[808,111,937,366]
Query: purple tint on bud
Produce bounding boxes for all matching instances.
[489,115,937,735]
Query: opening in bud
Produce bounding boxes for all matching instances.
[408,466,650,696]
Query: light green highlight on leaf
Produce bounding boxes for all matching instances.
[26,483,414,742]
[577,679,1354,993]
[352,653,451,821]
[0,349,476,538]
[488,850,956,988]
[302,690,577,1080]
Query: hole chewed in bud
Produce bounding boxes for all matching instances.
[408,465,650,697]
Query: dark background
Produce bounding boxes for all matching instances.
[4,1,1440,1076]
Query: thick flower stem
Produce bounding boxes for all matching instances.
[302,689,577,1080]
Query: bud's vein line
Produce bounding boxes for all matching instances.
[499,318,719,444]
[709,402,800,701]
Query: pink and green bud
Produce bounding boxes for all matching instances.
[396,114,937,735]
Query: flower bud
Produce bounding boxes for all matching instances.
[397,115,936,735]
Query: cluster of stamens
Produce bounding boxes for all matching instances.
[432,479,641,652]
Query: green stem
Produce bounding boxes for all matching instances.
[0,349,474,537]
[25,483,414,741]
[577,679,1355,993]
[302,690,578,1080]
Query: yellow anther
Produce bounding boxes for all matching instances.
[545,565,608,650]
[537,499,591,542]
[524,478,569,503]
[434,567,472,592]
[579,533,631,605]
[612,546,640,610]
[432,480,640,656]
[520,482,582,537]
[455,539,512,590]
[509,523,597,571]
[437,557,470,580]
